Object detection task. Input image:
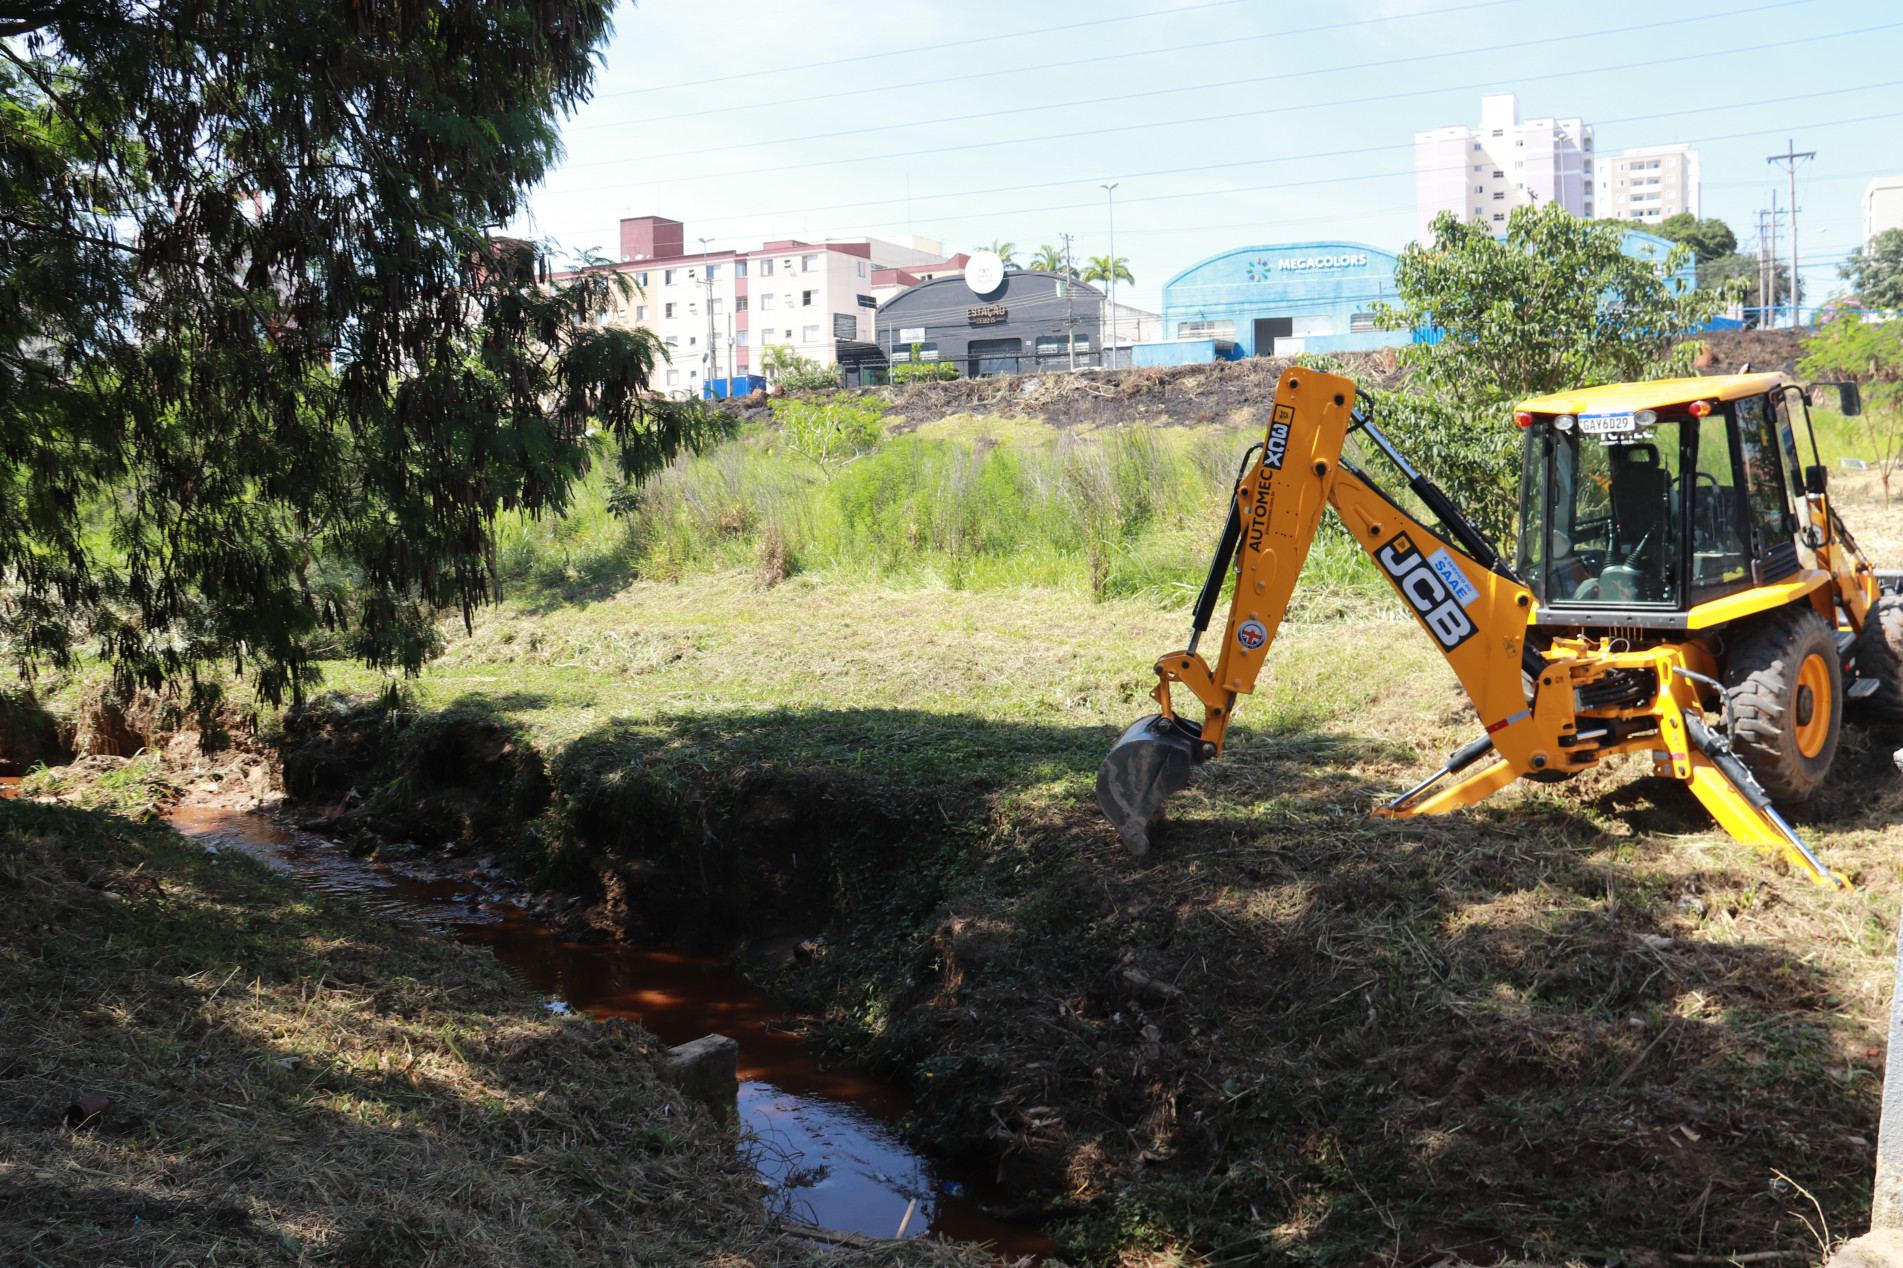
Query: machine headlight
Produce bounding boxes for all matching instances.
[1636,409,1658,425]
[1554,414,1576,432]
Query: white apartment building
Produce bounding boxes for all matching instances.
[1597,144,1701,224]
[1415,94,1593,241]
[1867,176,1903,243]
[572,217,959,395]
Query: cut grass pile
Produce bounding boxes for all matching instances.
[0,795,987,1266]
[285,565,1903,1267]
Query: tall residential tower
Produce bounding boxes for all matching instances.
[1415,94,1593,241]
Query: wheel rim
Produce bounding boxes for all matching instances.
[1794,652,1832,758]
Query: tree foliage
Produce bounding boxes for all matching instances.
[1799,312,1903,500]
[977,240,1020,268]
[1369,205,1724,539]
[1653,213,1738,263]
[1081,255,1133,286]
[1029,244,1075,276]
[0,1,728,704]
[1841,228,1903,312]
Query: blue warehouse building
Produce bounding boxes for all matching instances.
[1141,241,1404,367]
[1137,232,1697,368]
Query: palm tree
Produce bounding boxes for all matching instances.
[975,239,1020,269]
[1081,254,1133,287]
[1029,244,1074,276]
[760,342,798,383]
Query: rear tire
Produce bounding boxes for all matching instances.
[1724,605,1842,803]
[1849,594,1903,723]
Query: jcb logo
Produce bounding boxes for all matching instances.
[1376,532,1476,651]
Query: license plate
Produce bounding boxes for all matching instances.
[1579,412,1636,435]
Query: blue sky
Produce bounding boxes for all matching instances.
[509,0,1902,314]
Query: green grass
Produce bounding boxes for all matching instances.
[490,415,1394,612]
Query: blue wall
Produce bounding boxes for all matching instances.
[1621,229,1700,295]
[1159,241,1404,358]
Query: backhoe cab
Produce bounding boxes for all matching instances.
[1098,368,1891,889]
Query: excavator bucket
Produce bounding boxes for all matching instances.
[1097,715,1197,857]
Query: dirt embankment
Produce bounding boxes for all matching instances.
[253,676,1897,1267]
[713,328,1807,435]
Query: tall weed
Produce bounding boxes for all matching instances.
[492,426,1397,618]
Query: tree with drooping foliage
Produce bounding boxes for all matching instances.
[0,2,728,705]
[1081,255,1133,287]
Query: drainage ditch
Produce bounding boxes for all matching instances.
[167,806,1051,1258]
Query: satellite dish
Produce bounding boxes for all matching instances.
[965,251,1005,296]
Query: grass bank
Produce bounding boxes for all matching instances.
[0,794,986,1266]
[274,561,1903,1267]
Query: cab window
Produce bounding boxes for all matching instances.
[1733,394,1789,553]
[1688,413,1750,601]
[1545,423,1683,606]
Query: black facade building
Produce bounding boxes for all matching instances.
[872,270,1105,378]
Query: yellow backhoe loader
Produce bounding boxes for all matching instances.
[1098,366,1888,888]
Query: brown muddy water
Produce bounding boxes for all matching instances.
[165,807,1051,1258]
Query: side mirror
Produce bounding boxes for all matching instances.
[1805,381,1863,416]
[1806,464,1829,496]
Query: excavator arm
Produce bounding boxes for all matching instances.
[1096,368,1845,888]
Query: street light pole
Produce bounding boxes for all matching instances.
[1061,231,1077,371]
[1101,182,1119,370]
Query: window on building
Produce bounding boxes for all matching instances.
[735,297,749,311]
[801,324,820,343]
[664,269,677,285]
[712,299,723,315]
[686,268,697,281]
[1492,192,1505,201]
[666,369,680,386]
[801,254,818,272]
[856,260,867,277]
[760,293,775,310]
[1475,185,1484,194]
[782,329,792,339]
[1493,213,1505,222]
[706,264,720,280]
[832,313,857,339]
[801,290,814,306]
[664,302,676,318]
[890,342,939,363]
[635,271,648,287]
[664,336,677,347]
[688,336,696,346]
[1493,170,1503,178]
[1491,129,1503,137]
[737,331,750,346]
[1473,142,1481,150]
[688,302,699,317]
[1515,139,1524,147]
[1034,335,1089,357]
[1176,320,1235,340]
[1349,313,1380,333]
[635,305,648,320]
[758,258,773,277]
[1473,164,1482,172]
[735,261,748,278]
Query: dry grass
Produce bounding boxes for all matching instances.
[0,796,991,1267]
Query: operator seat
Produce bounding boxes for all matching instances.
[1607,442,1673,591]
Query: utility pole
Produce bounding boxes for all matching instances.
[1101,182,1119,370]
[1755,209,1770,325]
[1758,194,1773,327]
[1061,231,1077,371]
[699,236,718,394]
[1767,140,1814,329]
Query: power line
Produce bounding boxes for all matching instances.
[585,0,1519,100]
[521,100,1903,259]
[575,0,1770,131]
[531,73,1903,220]
[581,0,1817,168]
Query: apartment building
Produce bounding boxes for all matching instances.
[1597,144,1701,225]
[1867,176,1903,243]
[575,217,960,395]
[1415,93,1593,241]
